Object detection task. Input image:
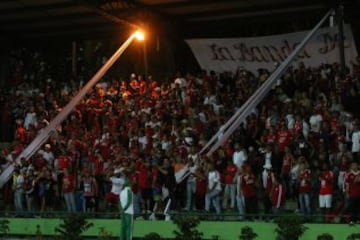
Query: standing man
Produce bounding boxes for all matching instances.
[222,159,237,210]
[318,162,334,222]
[205,162,222,215]
[14,168,25,214]
[345,162,360,223]
[233,143,247,170]
[119,178,134,240]
[63,168,76,213]
[105,168,125,210]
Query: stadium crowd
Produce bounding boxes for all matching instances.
[0,48,360,224]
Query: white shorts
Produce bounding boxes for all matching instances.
[319,194,332,208]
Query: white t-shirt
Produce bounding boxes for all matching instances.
[110,176,125,195]
[351,130,360,153]
[264,152,272,167]
[24,112,37,130]
[286,114,295,129]
[203,95,216,106]
[42,151,55,166]
[174,77,187,88]
[15,175,25,192]
[138,136,148,150]
[233,150,247,169]
[208,170,222,191]
[302,120,310,139]
[309,114,322,133]
[161,140,172,152]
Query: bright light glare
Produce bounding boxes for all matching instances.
[134,30,145,41]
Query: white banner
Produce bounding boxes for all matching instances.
[186,25,358,73]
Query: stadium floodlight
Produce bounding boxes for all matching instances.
[134,30,145,41]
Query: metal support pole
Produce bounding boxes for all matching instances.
[143,40,148,78]
[0,32,140,188]
[202,9,333,157]
[337,5,346,74]
[72,41,77,77]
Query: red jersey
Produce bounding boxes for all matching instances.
[241,173,256,197]
[319,170,334,195]
[16,126,26,143]
[264,133,276,144]
[293,121,302,136]
[271,183,286,208]
[345,171,360,198]
[128,172,139,193]
[277,130,292,151]
[196,170,207,196]
[138,164,151,189]
[152,167,160,188]
[57,156,71,170]
[281,154,293,175]
[299,169,312,193]
[338,153,349,171]
[63,174,75,193]
[94,157,104,176]
[330,118,339,132]
[224,165,237,184]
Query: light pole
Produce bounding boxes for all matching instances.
[0,30,146,188]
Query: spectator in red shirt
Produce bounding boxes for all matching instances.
[241,164,258,219]
[271,174,286,214]
[319,162,334,221]
[222,159,237,210]
[81,168,98,213]
[54,150,71,199]
[345,162,360,223]
[277,124,293,152]
[298,160,312,216]
[127,169,141,215]
[137,159,152,213]
[62,168,76,212]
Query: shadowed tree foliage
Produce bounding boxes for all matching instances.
[0,219,9,239]
[55,214,93,240]
[173,216,203,240]
[239,226,258,240]
[274,216,307,240]
[317,233,334,240]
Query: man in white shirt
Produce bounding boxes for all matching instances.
[309,109,323,133]
[42,144,55,167]
[184,160,198,211]
[14,168,26,213]
[233,143,247,170]
[351,122,360,160]
[174,72,187,104]
[105,168,125,209]
[119,178,134,240]
[24,106,38,130]
[205,163,221,215]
